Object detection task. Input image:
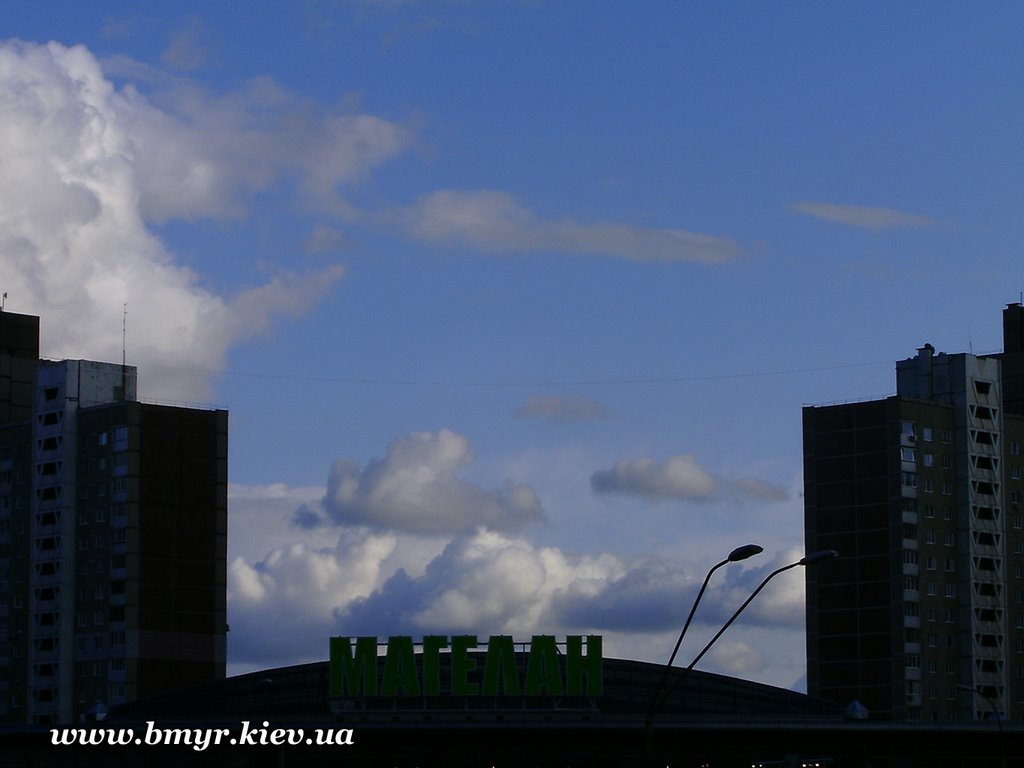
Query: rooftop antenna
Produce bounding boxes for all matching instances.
[1,292,6,311]
[969,325,973,355]
[121,303,127,400]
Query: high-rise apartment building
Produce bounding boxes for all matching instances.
[803,304,1024,723]
[0,311,227,725]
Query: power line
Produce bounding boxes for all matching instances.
[140,358,894,389]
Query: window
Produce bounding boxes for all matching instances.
[905,576,919,590]
[904,550,919,565]
[903,421,917,438]
[903,472,918,488]
[923,427,934,442]
[926,529,936,544]
[906,654,920,668]
[945,558,955,572]
[925,505,936,519]
[942,430,952,444]
[902,447,917,462]
[924,453,934,467]
[924,478,935,493]
[946,584,957,598]
[926,556,937,571]
[927,582,937,597]
[1013,441,1021,456]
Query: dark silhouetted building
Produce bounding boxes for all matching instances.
[803,304,1024,722]
[0,310,227,725]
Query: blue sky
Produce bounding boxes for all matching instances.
[3,1,1023,690]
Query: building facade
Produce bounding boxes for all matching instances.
[804,303,1024,723]
[0,311,227,725]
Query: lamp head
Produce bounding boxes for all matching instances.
[727,544,764,562]
[799,549,839,566]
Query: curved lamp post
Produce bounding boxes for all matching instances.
[955,684,1004,734]
[686,549,839,671]
[645,548,839,767]
[644,544,763,764]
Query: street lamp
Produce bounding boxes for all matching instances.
[645,543,764,765]
[685,549,839,672]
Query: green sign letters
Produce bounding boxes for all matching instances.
[329,635,602,698]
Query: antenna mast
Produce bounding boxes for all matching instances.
[121,303,127,400]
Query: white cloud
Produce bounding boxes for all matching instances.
[295,429,545,534]
[0,40,391,401]
[104,67,413,222]
[404,189,741,262]
[337,529,626,635]
[228,528,401,665]
[227,483,327,562]
[706,640,767,676]
[791,201,933,232]
[590,454,717,500]
[515,394,610,422]
[226,522,809,676]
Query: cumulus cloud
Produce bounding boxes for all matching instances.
[590,454,717,500]
[229,528,400,665]
[404,189,741,263]
[338,529,626,635]
[0,40,412,400]
[515,394,610,422]
[292,429,545,534]
[227,523,807,670]
[553,545,807,632]
[227,483,327,561]
[706,640,768,676]
[791,201,933,232]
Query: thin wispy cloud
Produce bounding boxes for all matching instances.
[791,201,934,232]
[515,394,611,423]
[591,454,717,500]
[405,189,741,263]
